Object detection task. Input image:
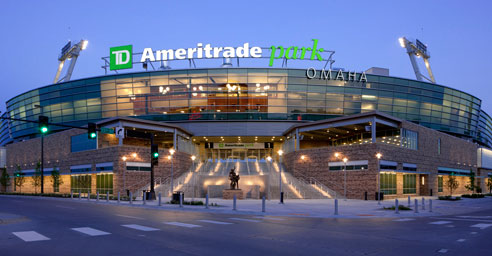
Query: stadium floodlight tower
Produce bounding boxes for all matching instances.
[399,37,436,84]
[53,39,88,83]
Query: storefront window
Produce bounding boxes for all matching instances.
[380,173,396,195]
[403,174,417,194]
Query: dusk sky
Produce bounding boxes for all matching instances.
[1,0,491,113]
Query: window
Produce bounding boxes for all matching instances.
[380,173,396,195]
[401,129,418,150]
[71,174,91,193]
[437,138,441,155]
[126,162,151,171]
[96,173,113,194]
[71,133,97,152]
[438,176,443,192]
[403,174,417,194]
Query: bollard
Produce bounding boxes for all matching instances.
[129,192,133,205]
[364,191,368,201]
[96,191,99,202]
[334,199,339,215]
[88,191,91,201]
[262,196,266,212]
[158,192,162,206]
[429,199,433,212]
[408,196,411,207]
[179,192,183,208]
[106,191,109,202]
[79,190,81,200]
[117,192,120,204]
[280,192,284,204]
[71,190,73,199]
[233,194,237,211]
[422,198,425,211]
[414,199,419,213]
[205,194,209,209]
[143,193,146,205]
[395,199,399,214]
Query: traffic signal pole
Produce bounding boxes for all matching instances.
[41,133,44,194]
[149,134,156,200]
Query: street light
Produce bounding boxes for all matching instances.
[191,155,196,202]
[277,150,284,204]
[376,153,382,205]
[343,157,348,200]
[267,156,272,200]
[170,148,175,197]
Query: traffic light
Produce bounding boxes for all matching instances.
[39,115,49,134]
[88,122,97,139]
[151,144,159,166]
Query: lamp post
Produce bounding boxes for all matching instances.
[277,150,283,204]
[170,148,175,197]
[343,157,348,200]
[267,156,272,200]
[376,153,382,205]
[191,155,196,202]
[122,156,127,195]
[34,105,45,194]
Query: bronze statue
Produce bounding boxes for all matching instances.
[228,168,240,190]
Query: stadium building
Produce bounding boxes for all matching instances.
[1,39,492,199]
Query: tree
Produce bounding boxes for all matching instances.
[0,168,10,192]
[31,161,42,194]
[487,178,492,194]
[14,165,25,193]
[464,169,476,193]
[446,174,459,196]
[50,166,63,193]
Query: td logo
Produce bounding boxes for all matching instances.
[110,45,132,70]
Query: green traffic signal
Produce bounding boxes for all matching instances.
[153,152,159,158]
[90,132,97,139]
[40,126,48,133]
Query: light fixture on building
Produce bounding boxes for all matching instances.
[170,148,175,155]
[132,153,137,158]
[122,156,127,161]
[301,155,306,160]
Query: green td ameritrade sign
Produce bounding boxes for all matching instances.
[109,39,328,70]
[110,45,132,70]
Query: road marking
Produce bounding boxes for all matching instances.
[71,227,110,236]
[429,221,452,225]
[470,223,492,229]
[437,248,448,253]
[446,225,455,228]
[470,231,478,235]
[198,220,233,225]
[229,218,261,223]
[12,231,50,242]
[121,224,159,231]
[456,239,466,242]
[431,217,492,223]
[164,222,202,228]
[393,218,415,222]
[115,214,144,220]
[56,205,75,210]
[253,216,285,221]
[457,216,492,219]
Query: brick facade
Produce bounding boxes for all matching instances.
[5,128,191,195]
[284,118,486,199]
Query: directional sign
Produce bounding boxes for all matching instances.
[100,127,114,134]
[115,127,125,139]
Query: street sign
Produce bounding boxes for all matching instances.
[100,127,114,134]
[115,127,125,139]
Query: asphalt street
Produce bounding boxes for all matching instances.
[1,196,491,256]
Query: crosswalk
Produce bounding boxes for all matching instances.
[9,216,284,242]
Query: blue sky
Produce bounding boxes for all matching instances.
[1,0,491,113]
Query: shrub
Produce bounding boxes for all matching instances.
[383,205,412,211]
[169,200,204,205]
[461,194,485,198]
[438,196,461,201]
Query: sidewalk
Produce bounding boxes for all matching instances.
[2,194,492,219]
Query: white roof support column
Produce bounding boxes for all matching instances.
[295,128,300,151]
[173,128,177,151]
[371,117,377,143]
